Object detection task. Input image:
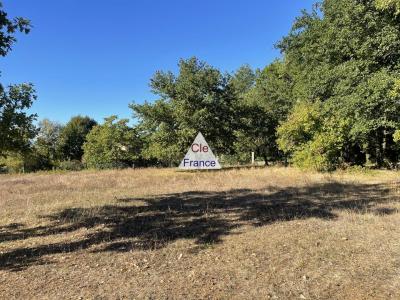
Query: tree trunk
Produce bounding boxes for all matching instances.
[376,129,384,168]
[263,154,269,166]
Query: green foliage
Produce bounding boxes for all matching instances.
[0,1,31,57]
[276,0,400,170]
[57,160,83,171]
[58,116,97,161]
[375,0,400,14]
[277,101,322,155]
[132,58,293,167]
[4,0,400,172]
[394,130,400,143]
[232,60,294,164]
[131,57,237,166]
[34,119,63,168]
[0,150,51,173]
[82,116,141,169]
[229,64,256,95]
[0,3,35,157]
[276,101,337,171]
[0,152,24,173]
[291,132,341,172]
[132,100,181,166]
[0,84,37,156]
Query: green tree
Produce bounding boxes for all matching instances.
[58,116,97,161]
[277,101,323,156]
[132,100,181,166]
[0,2,35,156]
[0,84,37,156]
[34,119,63,168]
[276,0,400,169]
[82,116,141,169]
[131,57,237,166]
[229,64,256,95]
[0,1,31,56]
[277,100,351,171]
[233,61,293,165]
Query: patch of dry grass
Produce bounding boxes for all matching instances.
[0,167,399,299]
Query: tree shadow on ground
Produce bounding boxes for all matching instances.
[0,181,398,271]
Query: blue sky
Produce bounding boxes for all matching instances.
[1,0,315,124]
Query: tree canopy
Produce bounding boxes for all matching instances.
[82,116,141,169]
[0,3,35,157]
[275,0,400,170]
[58,116,97,161]
[131,57,239,166]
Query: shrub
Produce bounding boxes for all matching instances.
[82,116,141,169]
[277,100,323,155]
[0,151,51,173]
[0,154,24,173]
[58,160,83,171]
[292,125,347,172]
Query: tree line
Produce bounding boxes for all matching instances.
[1,0,400,173]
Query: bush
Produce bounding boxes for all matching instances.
[82,116,141,169]
[291,131,342,172]
[58,160,83,171]
[0,151,52,173]
[292,145,336,172]
[0,154,24,173]
[277,101,323,155]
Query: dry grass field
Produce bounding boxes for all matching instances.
[0,167,399,299]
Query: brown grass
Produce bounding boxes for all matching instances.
[0,167,399,299]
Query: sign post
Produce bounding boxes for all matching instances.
[179,132,221,170]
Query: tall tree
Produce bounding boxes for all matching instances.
[276,0,400,169]
[58,116,97,161]
[0,2,36,156]
[131,57,238,166]
[233,61,293,164]
[34,119,63,164]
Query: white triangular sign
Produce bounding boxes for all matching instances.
[179,132,221,169]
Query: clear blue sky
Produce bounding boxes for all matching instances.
[1,0,315,124]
